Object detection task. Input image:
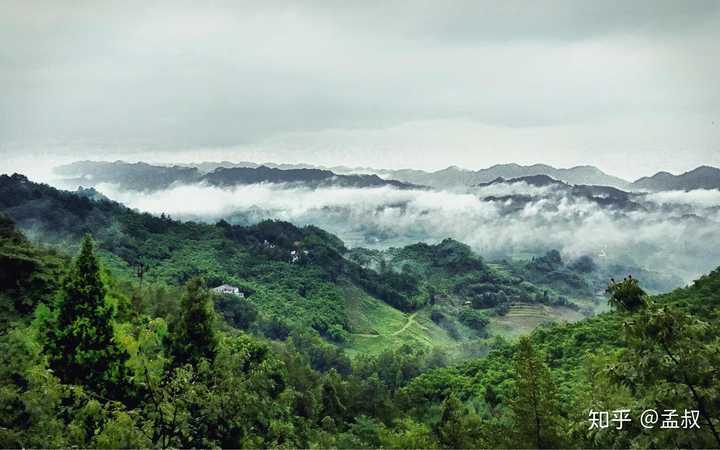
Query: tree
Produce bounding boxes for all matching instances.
[214,294,257,330]
[607,277,720,448]
[167,277,218,367]
[44,235,127,398]
[320,369,346,422]
[0,326,68,448]
[509,337,564,448]
[605,275,646,312]
[568,352,634,449]
[380,418,438,449]
[437,394,464,448]
[436,394,484,448]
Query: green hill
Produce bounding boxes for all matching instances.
[1,172,719,447]
[0,173,607,356]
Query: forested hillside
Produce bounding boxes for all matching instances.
[1,173,635,358]
[53,161,421,191]
[1,173,718,448]
[4,0,718,447]
[1,206,718,447]
[0,173,426,344]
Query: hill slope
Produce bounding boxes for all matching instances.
[632,165,720,191]
[380,163,632,189]
[53,160,421,191]
[399,266,720,447]
[2,172,718,447]
[1,173,623,356]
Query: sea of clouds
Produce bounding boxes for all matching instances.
[93,180,720,283]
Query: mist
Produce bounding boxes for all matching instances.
[92,180,720,283]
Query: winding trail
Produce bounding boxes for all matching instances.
[390,312,420,335]
[353,312,421,338]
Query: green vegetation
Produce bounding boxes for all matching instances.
[1,173,719,448]
[41,235,128,399]
[509,337,564,448]
[167,277,218,366]
[0,174,424,348]
[1,174,605,356]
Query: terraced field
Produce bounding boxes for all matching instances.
[489,303,584,337]
[341,279,587,356]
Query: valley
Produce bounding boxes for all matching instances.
[0,165,706,358]
[2,163,719,448]
[3,3,719,446]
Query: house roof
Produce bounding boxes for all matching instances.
[213,284,238,290]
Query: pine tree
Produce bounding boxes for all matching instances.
[510,337,564,448]
[44,235,127,397]
[607,277,720,448]
[168,277,218,366]
[437,394,466,448]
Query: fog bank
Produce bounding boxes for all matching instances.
[92,181,720,283]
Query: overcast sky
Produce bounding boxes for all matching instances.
[1,0,719,179]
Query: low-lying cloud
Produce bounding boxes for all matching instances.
[95,181,720,283]
[645,189,720,209]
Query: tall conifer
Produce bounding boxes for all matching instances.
[45,235,127,397]
[510,337,564,448]
[168,277,218,366]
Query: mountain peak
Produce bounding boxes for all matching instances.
[384,163,629,189]
[632,165,720,191]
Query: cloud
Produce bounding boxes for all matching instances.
[95,181,720,282]
[645,189,720,209]
[1,1,719,179]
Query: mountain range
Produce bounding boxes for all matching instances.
[203,166,418,189]
[0,172,616,352]
[475,174,645,211]
[53,160,720,193]
[632,165,720,191]
[376,163,633,190]
[0,172,684,341]
[54,161,420,191]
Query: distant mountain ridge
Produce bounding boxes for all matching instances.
[631,166,720,191]
[53,160,720,193]
[377,163,633,190]
[181,160,378,175]
[475,174,644,211]
[53,161,420,191]
[54,161,200,191]
[203,166,417,189]
[75,160,630,189]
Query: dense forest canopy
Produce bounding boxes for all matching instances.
[1,173,719,448]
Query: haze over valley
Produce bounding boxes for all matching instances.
[40,159,720,285]
[2,2,720,447]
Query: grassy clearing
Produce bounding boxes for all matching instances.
[342,286,457,357]
[342,283,588,357]
[343,286,408,336]
[490,303,584,338]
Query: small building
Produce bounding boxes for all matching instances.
[212,284,244,298]
[290,250,300,263]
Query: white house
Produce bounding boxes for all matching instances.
[290,250,299,263]
[212,284,244,297]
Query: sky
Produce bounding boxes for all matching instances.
[1,0,719,180]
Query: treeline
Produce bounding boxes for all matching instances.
[2,174,720,448]
[2,213,720,447]
[0,223,443,447]
[1,173,613,343]
[0,174,422,335]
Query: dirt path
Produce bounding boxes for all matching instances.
[353,312,420,338]
[390,312,419,336]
